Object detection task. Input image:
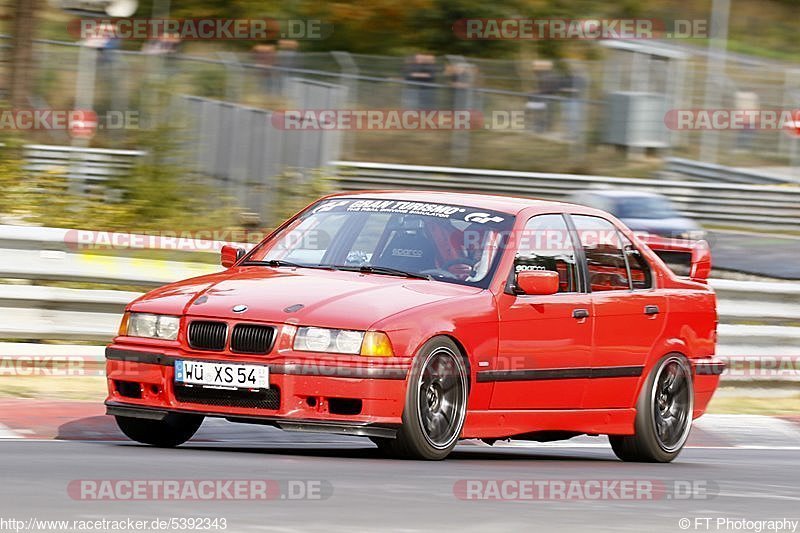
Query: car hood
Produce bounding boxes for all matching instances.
[128,266,481,330]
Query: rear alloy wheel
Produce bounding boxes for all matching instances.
[375,337,468,460]
[115,413,204,448]
[610,354,694,463]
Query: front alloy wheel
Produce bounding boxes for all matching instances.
[375,337,468,460]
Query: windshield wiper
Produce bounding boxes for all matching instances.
[242,260,337,270]
[336,265,432,280]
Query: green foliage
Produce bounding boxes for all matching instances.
[0,121,237,232]
[102,122,237,232]
[267,169,334,228]
[188,67,228,99]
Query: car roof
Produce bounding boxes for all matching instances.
[324,189,572,215]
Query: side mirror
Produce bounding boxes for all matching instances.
[221,245,244,268]
[689,240,712,281]
[516,270,559,296]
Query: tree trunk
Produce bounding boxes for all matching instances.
[9,0,40,109]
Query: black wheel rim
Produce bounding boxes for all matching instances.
[650,357,693,453]
[416,348,466,450]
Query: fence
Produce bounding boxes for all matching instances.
[177,77,345,217]
[17,37,800,174]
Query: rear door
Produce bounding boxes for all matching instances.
[491,214,592,410]
[570,215,667,409]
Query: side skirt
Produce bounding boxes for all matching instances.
[462,408,637,440]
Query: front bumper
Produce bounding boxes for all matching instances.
[105,345,410,433]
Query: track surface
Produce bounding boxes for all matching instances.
[1,434,798,533]
[710,231,800,279]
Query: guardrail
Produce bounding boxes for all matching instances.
[0,224,252,256]
[664,157,800,185]
[23,145,145,197]
[0,225,797,384]
[334,161,800,231]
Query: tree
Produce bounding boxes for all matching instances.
[9,0,40,109]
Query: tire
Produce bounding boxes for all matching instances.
[609,354,694,463]
[380,337,469,460]
[115,413,204,448]
[369,436,393,452]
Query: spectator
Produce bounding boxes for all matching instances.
[445,60,476,111]
[558,66,586,142]
[403,54,437,109]
[252,44,277,92]
[142,32,181,56]
[276,39,299,93]
[734,90,759,152]
[526,60,560,133]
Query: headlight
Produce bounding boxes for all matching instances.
[122,313,181,341]
[294,327,365,354]
[292,327,394,356]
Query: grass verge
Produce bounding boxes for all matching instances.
[706,389,800,415]
[0,376,107,401]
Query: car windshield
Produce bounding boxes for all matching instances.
[244,198,515,288]
[615,196,680,219]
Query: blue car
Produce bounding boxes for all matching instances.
[568,190,705,241]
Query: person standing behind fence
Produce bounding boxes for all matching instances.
[141,32,182,75]
[446,61,476,111]
[526,60,560,133]
[276,39,299,94]
[403,54,437,109]
[252,44,277,93]
[559,66,586,142]
[734,90,759,152]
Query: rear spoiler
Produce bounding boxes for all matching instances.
[639,235,712,282]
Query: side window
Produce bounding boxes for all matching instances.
[515,214,579,293]
[572,215,630,292]
[619,233,653,290]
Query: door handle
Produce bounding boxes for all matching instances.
[644,305,660,315]
[572,308,590,319]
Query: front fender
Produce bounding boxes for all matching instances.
[372,292,498,410]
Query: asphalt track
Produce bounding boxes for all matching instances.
[710,231,800,279]
[1,428,799,533]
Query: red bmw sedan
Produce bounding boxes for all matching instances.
[105,191,724,461]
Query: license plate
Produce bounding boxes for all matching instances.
[174,360,269,389]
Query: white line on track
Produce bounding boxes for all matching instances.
[0,423,23,439]
[0,439,799,451]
